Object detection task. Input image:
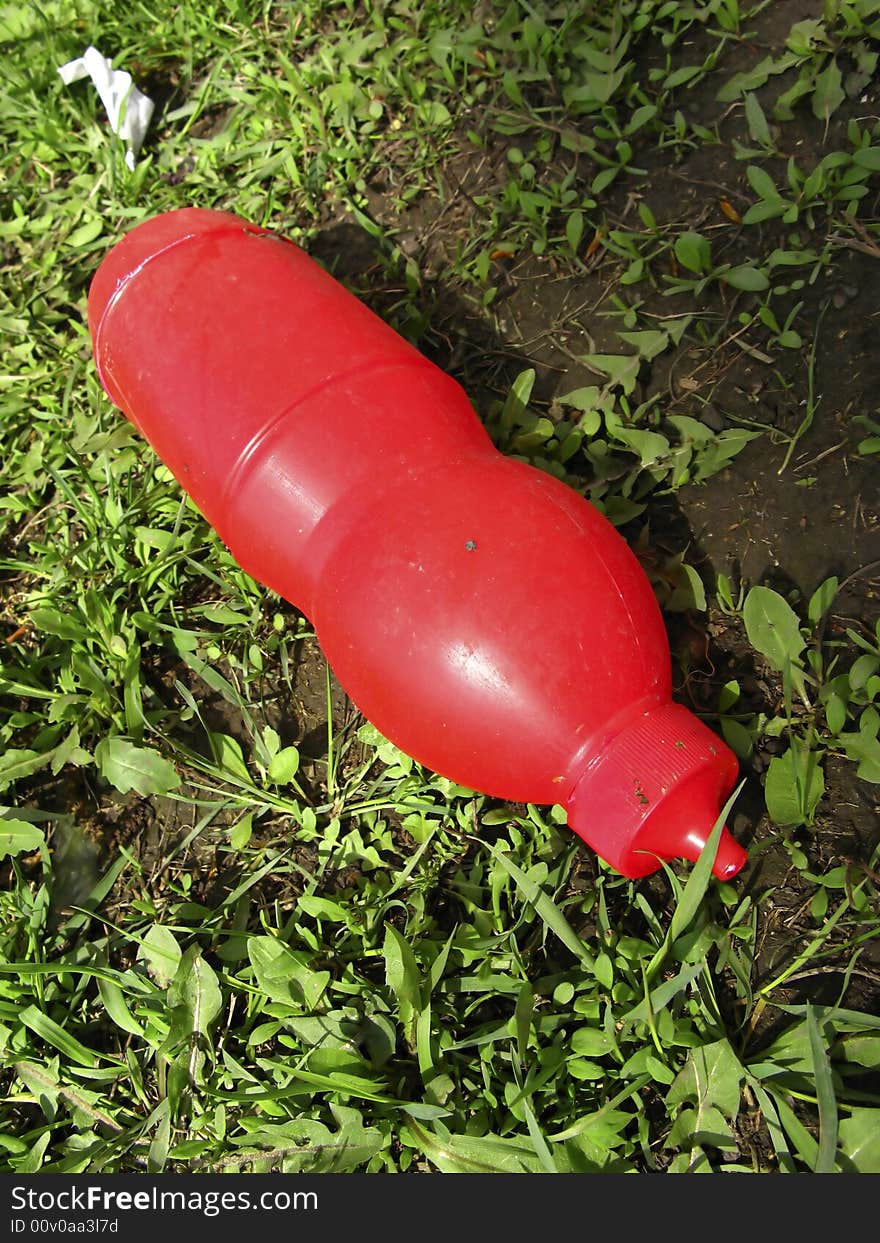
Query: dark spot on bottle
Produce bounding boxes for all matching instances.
[465,539,477,551]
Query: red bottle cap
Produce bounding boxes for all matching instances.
[567,703,746,879]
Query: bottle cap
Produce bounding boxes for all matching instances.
[567,702,746,879]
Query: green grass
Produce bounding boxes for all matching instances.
[2,0,880,1174]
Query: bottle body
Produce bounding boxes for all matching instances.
[88,208,746,880]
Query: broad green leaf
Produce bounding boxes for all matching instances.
[406,1118,544,1173]
[746,163,783,202]
[667,414,714,446]
[13,1061,62,1113]
[98,977,145,1038]
[777,329,802,349]
[95,737,180,796]
[498,368,536,436]
[839,723,880,783]
[667,1038,744,1122]
[774,76,814,122]
[808,576,838,624]
[12,1131,51,1175]
[229,812,253,850]
[297,894,351,923]
[28,607,88,640]
[557,385,604,415]
[580,352,641,395]
[68,217,104,248]
[840,1034,880,1069]
[230,1114,363,1173]
[811,58,844,123]
[272,1010,340,1050]
[723,264,769,291]
[552,1073,649,1140]
[167,946,222,1040]
[238,1105,385,1173]
[716,53,798,102]
[0,749,51,793]
[267,745,300,784]
[665,561,707,613]
[765,745,825,826]
[502,69,524,106]
[0,817,45,860]
[383,924,422,1037]
[692,428,760,482]
[850,654,880,691]
[667,1102,736,1159]
[571,1027,614,1058]
[722,715,756,759]
[566,208,584,253]
[51,725,90,774]
[138,925,183,989]
[198,603,251,626]
[209,732,251,782]
[853,147,880,171]
[608,424,670,467]
[785,18,823,56]
[664,64,701,90]
[838,1108,880,1172]
[743,585,805,672]
[825,692,847,735]
[744,91,772,146]
[568,1058,605,1081]
[248,935,330,1010]
[616,329,669,361]
[743,198,789,224]
[594,952,614,989]
[674,231,711,274]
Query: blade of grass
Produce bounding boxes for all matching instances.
[806,1003,839,1173]
[489,844,595,971]
[646,781,745,980]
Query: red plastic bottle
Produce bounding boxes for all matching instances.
[88,208,746,880]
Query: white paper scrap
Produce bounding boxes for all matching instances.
[58,45,154,170]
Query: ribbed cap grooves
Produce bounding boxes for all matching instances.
[566,702,739,877]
